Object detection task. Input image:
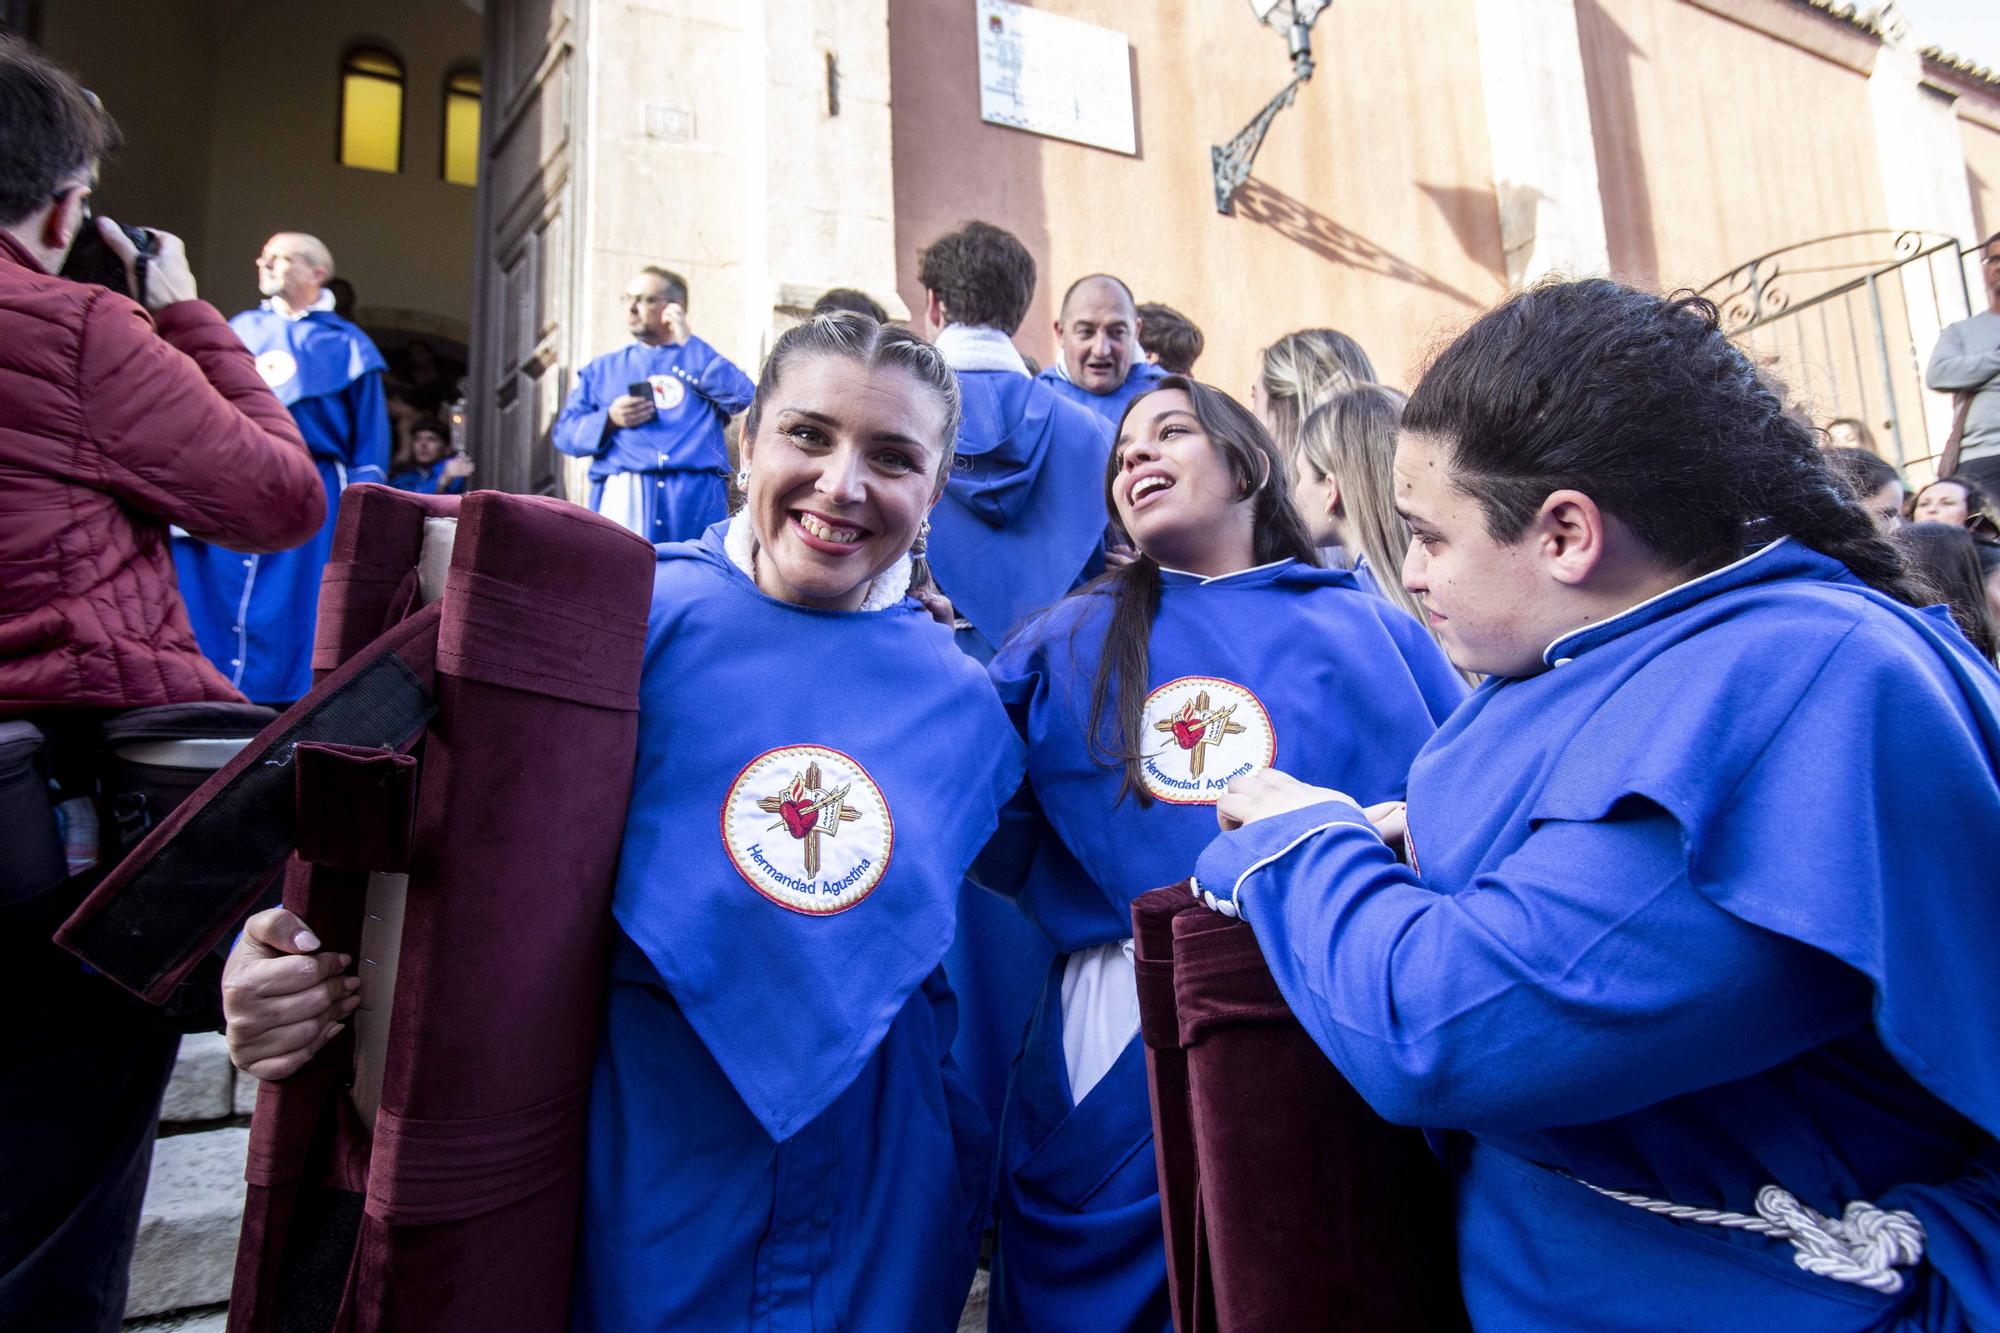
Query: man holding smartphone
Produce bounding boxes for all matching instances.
[552,266,755,542]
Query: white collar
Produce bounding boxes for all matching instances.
[1156,557,1296,585]
[263,290,336,321]
[934,324,1030,377]
[723,510,913,612]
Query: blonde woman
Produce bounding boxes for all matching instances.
[1293,386,1423,615]
[1251,327,1377,458]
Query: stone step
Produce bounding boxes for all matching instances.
[125,1128,249,1319]
[160,1033,236,1125]
[124,1304,227,1331]
[957,1266,988,1332]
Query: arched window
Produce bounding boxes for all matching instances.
[339,46,404,173]
[442,68,481,187]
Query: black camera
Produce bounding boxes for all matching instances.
[59,211,158,305]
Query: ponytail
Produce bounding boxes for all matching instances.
[1744,412,1935,607]
[1404,280,1931,607]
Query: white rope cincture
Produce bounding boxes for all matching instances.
[1571,1177,1926,1295]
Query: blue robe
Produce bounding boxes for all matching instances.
[386,457,467,495]
[1196,539,2000,1331]
[575,523,1025,1331]
[982,561,1466,1331]
[1349,553,1384,597]
[1034,358,1168,430]
[551,338,755,544]
[931,367,1114,1135]
[173,305,388,704]
[931,369,1113,658]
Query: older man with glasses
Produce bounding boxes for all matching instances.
[552,265,756,543]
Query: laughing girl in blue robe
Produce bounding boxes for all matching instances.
[981,378,1465,1331]
[218,314,1022,1331]
[1201,281,2000,1330]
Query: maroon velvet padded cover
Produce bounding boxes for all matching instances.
[227,485,654,1333]
[1133,882,1467,1332]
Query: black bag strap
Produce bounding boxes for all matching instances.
[57,605,442,1003]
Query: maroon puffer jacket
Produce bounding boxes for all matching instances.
[0,232,325,713]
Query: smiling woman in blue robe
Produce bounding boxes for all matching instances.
[980,378,1465,1331]
[1200,280,2000,1331]
[217,313,1024,1332]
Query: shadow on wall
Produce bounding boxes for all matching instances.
[1972,164,1991,239]
[1234,177,1482,308]
[1574,0,1659,288]
[1415,182,1512,287]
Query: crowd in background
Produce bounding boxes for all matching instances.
[8,24,2000,1331]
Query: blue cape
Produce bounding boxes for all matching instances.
[228,306,385,408]
[1448,541,2000,1142]
[612,523,1024,1140]
[929,371,1113,650]
[1034,359,1168,428]
[1197,539,2000,1326]
[988,560,1465,952]
[552,337,754,481]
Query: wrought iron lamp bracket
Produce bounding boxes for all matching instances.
[1211,1,1332,215]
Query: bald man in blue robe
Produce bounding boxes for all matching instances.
[174,231,388,704]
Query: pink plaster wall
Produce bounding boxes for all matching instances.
[1579,0,1889,293]
[1955,95,2000,245]
[889,0,1509,398]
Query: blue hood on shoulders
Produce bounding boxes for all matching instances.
[928,373,1112,649]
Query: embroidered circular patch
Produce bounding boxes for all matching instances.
[1137,676,1277,806]
[721,745,894,915]
[649,373,686,411]
[254,349,298,390]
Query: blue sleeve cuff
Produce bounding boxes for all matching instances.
[553,408,614,458]
[1194,798,1376,919]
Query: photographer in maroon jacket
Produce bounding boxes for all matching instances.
[0,36,323,1332]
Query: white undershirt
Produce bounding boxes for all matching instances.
[1060,938,1140,1104]
[595,471,653,539]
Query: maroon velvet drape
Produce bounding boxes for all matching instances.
[220,486,654,1333]
[1133,882,1467,1332]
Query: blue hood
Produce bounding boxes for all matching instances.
[928,372,1112,649]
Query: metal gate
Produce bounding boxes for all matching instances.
[1698,231,1982,476]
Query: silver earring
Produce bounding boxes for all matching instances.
[735,467,750,490]
[910,518,930,558]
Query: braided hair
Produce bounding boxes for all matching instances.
[1402,280,1931,607]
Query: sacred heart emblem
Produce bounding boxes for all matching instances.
[761,764,854,867]
[1138,677,1277,806]
[779,794,817,839]
[723,747,893,915]
[1170,710,1206,750]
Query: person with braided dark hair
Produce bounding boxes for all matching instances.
[1192,279,2000,1328]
